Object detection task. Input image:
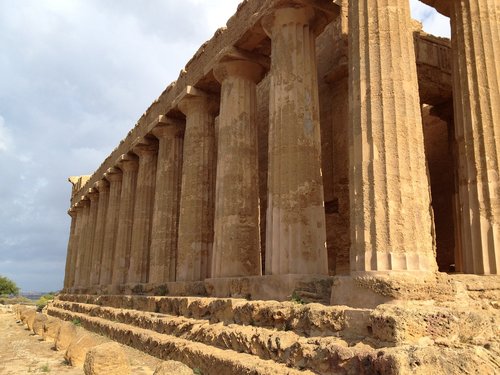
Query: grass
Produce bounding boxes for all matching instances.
[290,291,306,305]
[39,363,50,372]
[71,318,81,326]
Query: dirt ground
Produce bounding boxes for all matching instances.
[0,306,162,375]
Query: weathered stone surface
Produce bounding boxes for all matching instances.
[348,0,437,274]
[112,154,139,285]
[58,1,500,373]
[128,138,158,284]
[25,310,37,331]
[175,88,217,282]
[65,332,105,366]
[42,316,62,341]
[48,290,500,374]
[55,321,78,351]
[89,180,109,286]
[212,55,264,278]
[99,168,122,286]
[262,6,328,276]
[83,342,131,375]
[149,119,184,283]
[32,313,48,336]
[153,361,192,375]
[450,0,500,275]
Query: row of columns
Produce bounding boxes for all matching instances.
[64,4,331,290]
[64,0,499,291]
[347,0,499,274]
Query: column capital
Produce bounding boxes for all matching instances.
[77,195,90,207]
[87,188,99,202]
[116,153,139,172]
[104,167,123,182]
[146,115,184,134]
[94,179,110,192]
[72,203,83,212]
[131,136,158,157]
[172,86,219,116]
[151,123,185,139]
[212,47,268,84]
[419,0,450,17]
[262,4,329,37]
[68,208,77,217]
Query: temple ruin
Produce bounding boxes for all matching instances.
[52,0,499,373]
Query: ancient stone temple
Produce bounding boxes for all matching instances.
[52,1,499,373]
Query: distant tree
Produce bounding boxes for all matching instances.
[0,275,20,296]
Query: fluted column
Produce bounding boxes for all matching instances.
[149,119,184,283]
[451,0,500,274]
[89,180,109,285]
[348,0,437,273]
[128,138,158,284]
[82,189,99,287]
[100,168,123,286]
[73,198,90,287]
[175,88,217,281]
[211,56,264,278]
[67,206,83,288]
[63,208,78,289]
[112,154,139,285]
[262,6,328,275]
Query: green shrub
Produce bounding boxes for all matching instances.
[0,275,20,296]
[71,318,81,326]
[36,293,55,311]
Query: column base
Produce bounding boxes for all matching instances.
[205,274,333,303]
[68,275,333,304]
[331,272,452,308]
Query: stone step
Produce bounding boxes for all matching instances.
[57,294,371,339]
[48,305,319,375]
[50,298,388,374]
[51,300,378,374]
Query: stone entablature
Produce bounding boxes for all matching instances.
[64,0,499,304]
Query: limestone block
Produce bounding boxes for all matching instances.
[153,360,192,375]
[15,305,29,320]
[65,333,105,366]
[83,342,131,375]
[369,303,497,345]
[25,310,37,331]
[55,321,78,351]
[32,313,48,335]
[43,316,62,341]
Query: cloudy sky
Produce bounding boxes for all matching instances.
[0,0,450,292]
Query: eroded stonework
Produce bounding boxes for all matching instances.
[60,0,499,373]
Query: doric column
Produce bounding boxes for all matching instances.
[174,87,217,281]
[211,51,266,278]
[451,0,499,274]
[112,154,139,285]
[82,189,99,287]
[348,0,437,273]
[99,168,123,286]
[262,6,328,275]
[67,205,83,288]
[73,197,90,287]
[63,208,78,289]
[149,118,184,284]
[89,179,109,285]
[128,137,158,284]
